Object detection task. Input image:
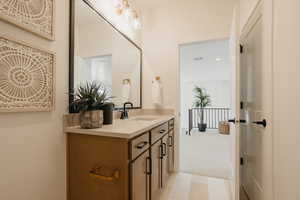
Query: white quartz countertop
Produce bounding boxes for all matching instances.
[64,115,174,139]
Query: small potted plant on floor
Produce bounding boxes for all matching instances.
[193,86,211,132]
[70,81,111,129]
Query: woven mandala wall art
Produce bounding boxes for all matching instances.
[0,0,55,40]
[0,36,55,112]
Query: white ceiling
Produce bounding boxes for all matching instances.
[134,0,173,9]
[180,39,231,82]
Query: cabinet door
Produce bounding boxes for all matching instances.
[131,150,150,200]
[161,135,169,188]
[168,130,175,173]
[151,140,162,200]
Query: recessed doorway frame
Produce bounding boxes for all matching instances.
[177,37,233,178]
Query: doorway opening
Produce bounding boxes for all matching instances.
[179,39,234,180]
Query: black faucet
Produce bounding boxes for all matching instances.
[120,102,133,119]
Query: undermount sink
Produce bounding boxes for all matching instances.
[131,116,158,121]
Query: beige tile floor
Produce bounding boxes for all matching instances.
[158,172,231,200]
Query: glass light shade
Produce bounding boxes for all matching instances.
[133,18,141,29]
[116,7,123,15]
[113,0,122,7]
[123,7,132,21]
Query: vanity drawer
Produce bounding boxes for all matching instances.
[130,132,150,160]
[169,119,175,130]
[151,123,169,144]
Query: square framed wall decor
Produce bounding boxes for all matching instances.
[0,35,55,112]
[0,0,55,40]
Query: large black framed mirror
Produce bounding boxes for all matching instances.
[69,0,142,113]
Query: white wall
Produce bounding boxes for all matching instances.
[139,0,236,110]
[273,0,300,199]
[0,0,141,200]
[0,1,69,200]
[239,0,260,32]
[138,0,236,170]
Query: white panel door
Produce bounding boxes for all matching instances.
[239,7,273,200]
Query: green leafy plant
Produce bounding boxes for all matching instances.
[70,81,111,112]
[193,86,211,124]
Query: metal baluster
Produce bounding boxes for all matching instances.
[214,108,216,129]
[221,109,223,127]
[196,109,199,128]
[195,109,196,128]
[209,108,211,129]
[215,109,217,129]
[205,108,207,128]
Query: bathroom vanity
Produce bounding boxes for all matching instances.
[65,115,175,200]
[66,1,173,199]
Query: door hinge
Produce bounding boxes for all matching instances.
[240,44,244,54]
[240,101,244,110]
[240,157,244,166]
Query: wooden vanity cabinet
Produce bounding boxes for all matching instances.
[130,150,150,200]
[150,123,173,200]
[67,118,175,200]
[130,132,151,200]
[68,134,130,200]
[150,139,163,200]
[161,134,169,188]
[168,129,175,173]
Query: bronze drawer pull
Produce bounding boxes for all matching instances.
[159,129,166,134]
[135,141,148,149]
[89,166,120,182]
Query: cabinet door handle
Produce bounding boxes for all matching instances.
[163,143,167,157]
[135,141,148,149]
[168,135,173,147]
[89,166,120,182]
[159,144,164,159]
[159,129,166,134]
[146,157,152,175]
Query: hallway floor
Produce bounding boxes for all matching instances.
[180,129,232,179]
[159,172,231,200]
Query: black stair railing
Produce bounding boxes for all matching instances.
[188,107,230,133]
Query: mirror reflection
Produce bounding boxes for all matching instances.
[74,0,142,109]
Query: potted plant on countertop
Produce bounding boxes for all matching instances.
[70,81,112,129]
[193,86,211,132]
